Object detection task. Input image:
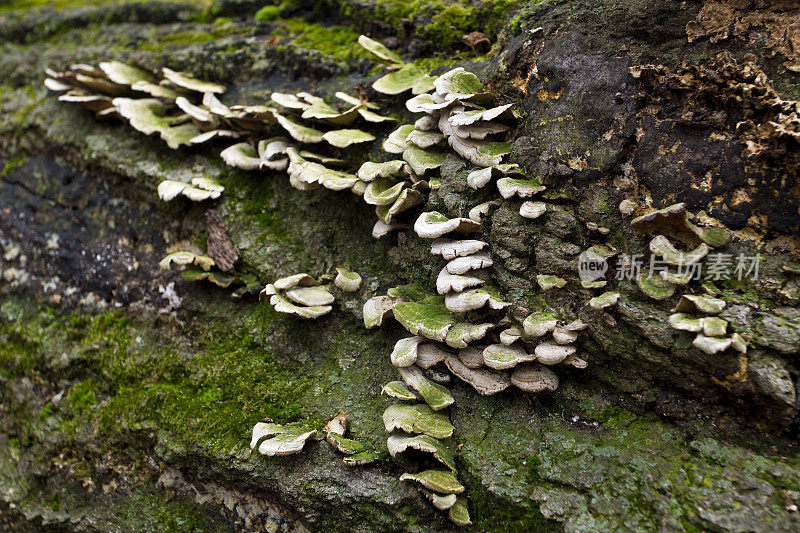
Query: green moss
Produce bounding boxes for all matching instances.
[120,492,231,533]
[1,154,26,177]
[255,5,282,22]
[272,18,369,63]
[137,24,242,52]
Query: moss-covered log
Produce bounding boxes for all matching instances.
[1,1,799,531]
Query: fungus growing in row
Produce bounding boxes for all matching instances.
[382,403,455,439]
[250,422,317,456]
[510,363,559,393]
[400,470,465,495]
[397,365,455,411]
[334,268,362,292]
[157,176,224,202]
[387,435,457,472]
[497,178,546,199]
[260,273,334,319]
[520,201,547,219]
[589,291,621,310]
[382,381,419,401]
[537,275,567,290]
[322,413,375,466]
[414,212,481,239]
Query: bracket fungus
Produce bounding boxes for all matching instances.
[382,404,454,439]
[334,268,362,292]
[537,275,567,291]
[589,291,621,311]
[672,294,727,314]
[250,422,317,457]
[397,365,455,411]
[431,238,488,260]
[631,203,730,248]
[400,470,465,495]
[382,381,419,401]
[534,343,577,365]
[482,344,536,370]
[261,274,333,319]
[159,250,215,271]
[114,98,201,149]
[522,311,559,338]
[162,68,225,94]
[157,177,224,202]
[363,295,395,329]
[415,344,450,369]
[649,235,710,266]
[637,273,677,301]
[520,201,547,220]
[392,298,454,343]
[391,336,425,368]
[414,212,480,239]
[497,178,546,199]
[510,363,559,393]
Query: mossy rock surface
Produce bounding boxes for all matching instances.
[1,0,800,531]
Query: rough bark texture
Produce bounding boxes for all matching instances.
[1,1,799,531]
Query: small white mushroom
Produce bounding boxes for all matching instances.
[391,336,425,367]
[482,344,536,370]
[436,268,484,295]
[511,363,559,393]
[534,342,576,365]
[562,354,588,368]
[692,334,733,354]
[552,326,579,344]
[497,178,546,199]
[363,295,395,329]
[416,344,450,369]
[444,355,511,396]
[520,201,547,219]
[522,312,559,338]
[669,313,704,332]
[589,291,620,310]
[334,268,362,292]
[431,238,488,260]
[414,212,481,239]
[672,294,726,315]
[445,253,493,275]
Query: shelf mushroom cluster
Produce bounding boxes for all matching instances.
[364,209,594,526]
[631,203,731,301]
[668,294,747,355]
